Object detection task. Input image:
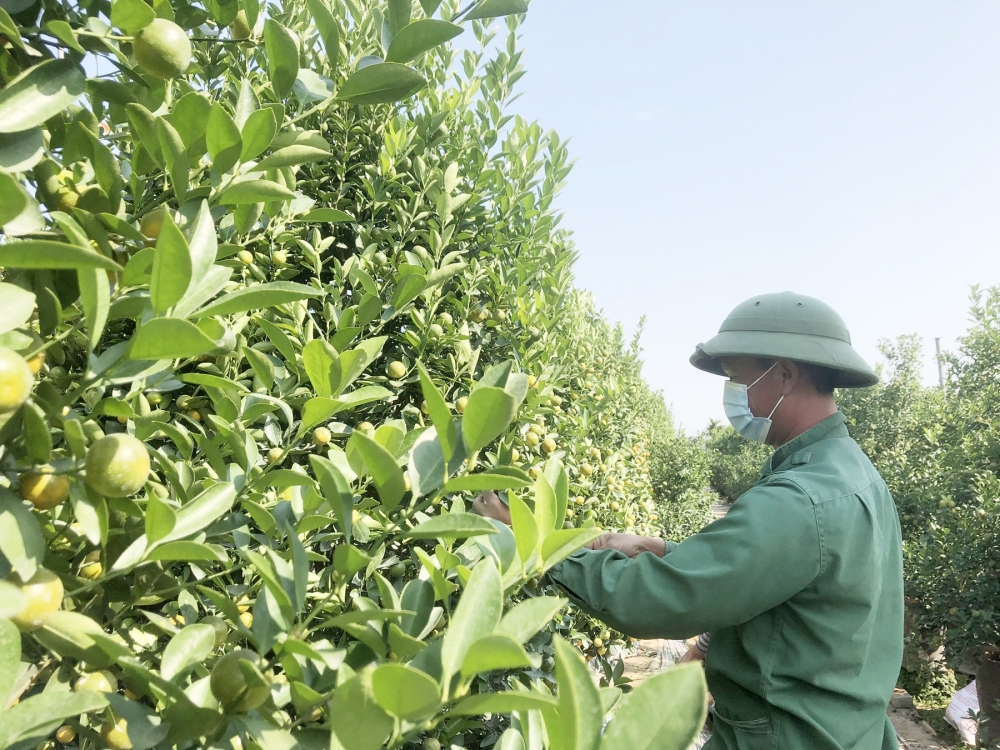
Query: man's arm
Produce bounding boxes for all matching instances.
[544,480,823,640]
[472,492,667,558]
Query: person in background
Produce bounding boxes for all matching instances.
[475,292,904,750]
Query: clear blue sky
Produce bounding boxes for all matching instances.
[501,1,1000,432]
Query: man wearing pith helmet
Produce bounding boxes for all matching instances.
[474,292,904,750]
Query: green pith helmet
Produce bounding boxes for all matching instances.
[690,291,878,388]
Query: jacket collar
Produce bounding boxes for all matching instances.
[760,411,849,476]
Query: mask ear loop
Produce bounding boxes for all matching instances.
[767,394,785,420]
[749,362,784,420]
[748,361,779,390]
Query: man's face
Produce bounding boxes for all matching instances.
[720,356,786,419]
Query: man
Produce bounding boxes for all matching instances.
[474,292,904,750]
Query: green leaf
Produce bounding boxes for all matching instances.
[264,19,300,99]
[304,0,340,70]
[0,171,26,226]
[421,261,468,293]
[164,482,237,542]
[145,494,177,544]
[386,19,462,63]
[540,528,603,571]
[148,541,228,563]
[370,663,441,720]
[460,633,532,676]
[0,128,44,172]
[401,512,499,540]
[0,241,122,271]
[497,596,567,644]
[387,0,410,35]
[69,487,106,546]
[0,8,26,48]
[295,208,355,223]
[461,386,518,452]
[337,62,427,105]
[533,472,558,538]
[601,663,708,750]
[295,69,333,102]
[332,544,372,578]
[44,20,84,53]
[161,623,216,680]
[183,200,219,293]
[450,691,558,716]
[0,489,44,580]
[0,617,19,703]
[299,386,393,431]
[255,145,329,171]
[32,611,128,668]
[400,578,435,637]
[302,338,342,397]
[111,0,155,33]
[215,178,296,205]
[167,92,211,148]
[329,673,393,750]
[335,344,379,395]
[126,103,163,167]
[542,636,602,750]
[443,470,532,493]
[0,690,108,749]
[23,402,52,464]
[463,0,527,20]
[0,282,34,335]
[509,492,538,565]
[348,431,406,511]
[105,694,169,750]
[544,458,569,526]
[129,318,216,360]
[417,360,457,456]
[440,558,501,679]
[0,192,45,237]
[240,108,277,162]
[157,117,188,200]
[150,211,192,313]
[420,0,442,15]
[309,454,353,544]
[207,103,243,174]
[192,281,321,317]
[0,59,86,134]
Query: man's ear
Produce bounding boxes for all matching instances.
[779,359,799,393]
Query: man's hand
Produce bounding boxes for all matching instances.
[586,533,666,558]
[471,490,512,526]
[678,643,707,663]
[472,496,665,559]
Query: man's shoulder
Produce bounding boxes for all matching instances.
[766,435,887,505]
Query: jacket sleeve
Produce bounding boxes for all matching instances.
[546,479,823,639]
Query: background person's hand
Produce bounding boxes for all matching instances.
[586,533,666,558]
[678,643,707,663]
[472,490,512,526]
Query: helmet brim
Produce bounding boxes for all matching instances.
[690,330,879,388]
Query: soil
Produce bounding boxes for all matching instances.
[621,639,950,750]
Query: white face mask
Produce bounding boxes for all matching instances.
[723,362,785,444]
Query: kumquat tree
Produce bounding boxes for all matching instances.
[0,0,713,747]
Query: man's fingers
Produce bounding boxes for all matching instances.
[471,493,512,524]
[587,533,612,550]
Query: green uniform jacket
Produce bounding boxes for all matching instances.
[548,413,904,750]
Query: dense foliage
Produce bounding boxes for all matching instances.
[839,297,1000,671]
[0,0,717,747]
[697,422,769,504]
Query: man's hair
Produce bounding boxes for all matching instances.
[753,358,837,396]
